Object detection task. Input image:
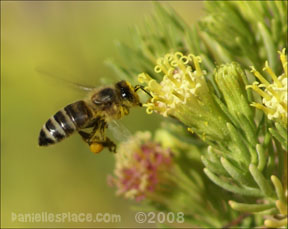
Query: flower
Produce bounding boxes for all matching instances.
[214,62,253,123]
[138,52,207,117]
[108,132,173,201]
[138,52,230,142]
[246,49,287,127]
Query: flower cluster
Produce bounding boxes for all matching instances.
[247,49,287,127]
[138,52,229,142]
[108,132,173,201]
[139,52,206,116]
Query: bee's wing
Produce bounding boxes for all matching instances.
[36,67,95,92]
[107,120,132,142]
[92,88,116,104]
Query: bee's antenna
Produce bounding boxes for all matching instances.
[134,85,153,98]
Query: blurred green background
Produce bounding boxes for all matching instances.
[1,1,203,228]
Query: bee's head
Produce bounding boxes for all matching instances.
[115,80,141,107]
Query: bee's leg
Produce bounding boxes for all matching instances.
[94,120,116,153]
[78,118,117,153]
[102,137,116,153]
[78,117,103,143]
[78,130,90,143]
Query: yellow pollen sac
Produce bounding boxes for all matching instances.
[90,143,104,154]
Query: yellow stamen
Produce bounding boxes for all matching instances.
[152,96,168,104]
[146,105,154,114]
[247,85,272,101]
[263,61,282,87]
[246,50,287,125]
[189,54,203,77]
[170,52,187,73]
[265,87,282,103]
[174,52,183,59]
[156,58,169,75]
[148,80,163,95]
[184,71,196,87]
[172,90,185,101]
[145,104,166,114]
[138,73,152,84]
[164,53,174,62]
[180,56,189,64]
[177,60,188,73]
[250,67,270,86]
[165,74,181,88]
[251,103,275,114]
[154,65,162,73]
[163,55,173,70]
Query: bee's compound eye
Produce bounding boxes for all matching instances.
[121,87,133,101]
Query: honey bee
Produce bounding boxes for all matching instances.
[38,80,150,154]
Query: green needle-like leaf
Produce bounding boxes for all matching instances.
[256,144,267,171]
[258,22,277,72]
[249,164,275,198]
[269,127,286,146]
[201,156,228,176]
[229,201,275,212]
[204,168,263,197]
[220,157,254,186]
[227,123,250,164]
[271,175,285,203]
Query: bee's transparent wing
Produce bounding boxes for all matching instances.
[36,67,95,92]
[107,120,132,142]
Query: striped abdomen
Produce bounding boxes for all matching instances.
[38,100,93,146]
